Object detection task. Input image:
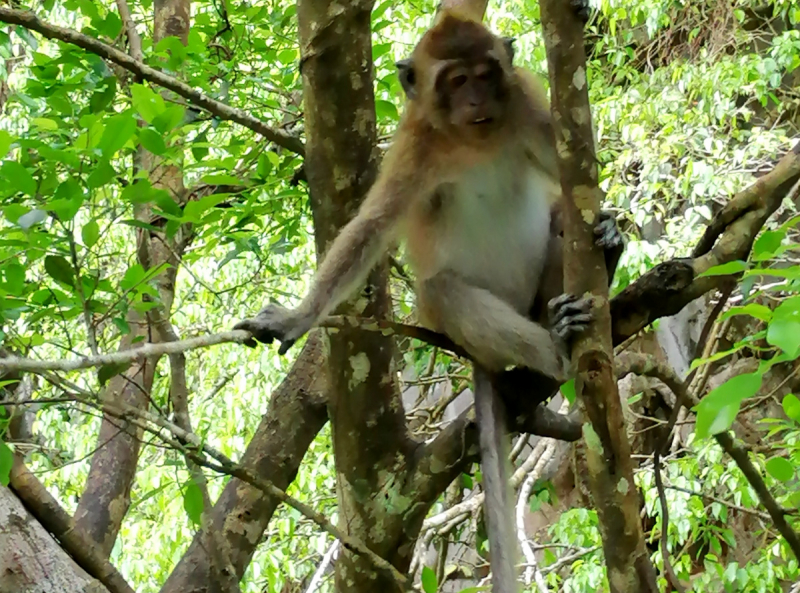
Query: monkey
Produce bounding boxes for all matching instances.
[235,5,619,591]
[235,9,601,382]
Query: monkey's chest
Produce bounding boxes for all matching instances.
[430,170,551,312]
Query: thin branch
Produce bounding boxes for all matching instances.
[0,6,304,155]
[151,315,240,592]
[114,0,142,61]
[64,389,409,591]
[0,316,464,373]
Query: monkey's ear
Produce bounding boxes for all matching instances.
[395,58,417,100]
[501,37,516,62]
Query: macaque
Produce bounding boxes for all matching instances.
[235,7,616,383]
[236,4,620,591]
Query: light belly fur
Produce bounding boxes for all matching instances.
[426,158,551,313]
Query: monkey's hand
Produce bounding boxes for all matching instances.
[570,0,592,24]
[233,303,313,354]
[594,211,624,251]
[548,293,593,365]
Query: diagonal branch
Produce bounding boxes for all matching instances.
[0,6,304,156]
[9,457,136,593]
[616,352,800,562]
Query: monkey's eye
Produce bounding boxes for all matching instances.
[405,68,416,87]
[450,74,468,89]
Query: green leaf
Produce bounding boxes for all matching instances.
[31,117,58,131]
[5,263,25,295]
[783,394,800,423]
[767,298,800,358]
[560,378,576,404]
[90,77,118,113]
[99,112,136,157]
[0,440,13,486]
[87,160,117,189]
[697,260,748,278]
[48,179,84,221]
[765,457,794,482]
[695,372,762,439]
[139,127,167,155]
[0,130,12,156]
[44,255,75,288]
[152,104,185,134]
[375,99,399,120]
[767,318,800,358]
[120,264,146,291]
[130,83,165,124]
[82,220,100,248]
[97,361,132,386]
[257,152,273,179]
[421,566,438,593]
[183,479,204,526]
[0,161,36,196]
[719,303,773,323]
[752,230,785,261]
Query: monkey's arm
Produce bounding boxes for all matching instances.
[235,144,427,353]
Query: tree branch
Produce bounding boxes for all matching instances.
[610,141,800,344]
[9,457,136,593]
[0,6,304,155]
[616,352,800,562]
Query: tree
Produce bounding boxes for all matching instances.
[0,1,799,592]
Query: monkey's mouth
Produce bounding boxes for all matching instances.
[471,117,494,125]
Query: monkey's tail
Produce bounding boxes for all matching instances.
[474,366,521,593]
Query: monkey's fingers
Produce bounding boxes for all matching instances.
[549,294,593,326]
[277,339,296,356]
[233,318,276,347]
[570,0,592,23]
[594,218,623,249]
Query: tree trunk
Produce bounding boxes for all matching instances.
[0,485,109,593]
[538,1,659,590]
[296,1,420,590]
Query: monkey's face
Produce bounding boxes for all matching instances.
[396,14,515,144]
[432,58,510,139]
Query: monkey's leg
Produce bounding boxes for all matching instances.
[474,366,520,593]
[419,270,589,380]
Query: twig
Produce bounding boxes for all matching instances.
[616,352,800,562]
[666,485,770,521]
[0,7,304,155]
[114,0,142,61]
[305,540,339,593]
[0,316,464,373]
[66,390,409,590]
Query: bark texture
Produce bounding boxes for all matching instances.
[538,2,659,591]
[159,334,329,593]
[297,1,422,590]
[0,484,109,593]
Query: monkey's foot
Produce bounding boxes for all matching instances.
[570,0,592,23]
[548,293,593,345]
[594,212,624,251]
[233,303,310,354]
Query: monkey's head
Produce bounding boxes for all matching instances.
[396,12,516,142]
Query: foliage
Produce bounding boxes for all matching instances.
[0,0,799,591]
